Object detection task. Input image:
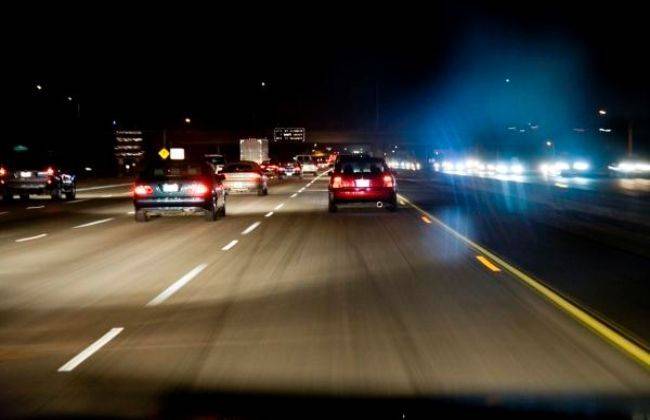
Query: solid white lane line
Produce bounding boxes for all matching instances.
[298,187,305,193]
[57,327,124,372]
[0,211,8,216]
[65,198,91,204]
[241,221,261,235]
[274,203,285,210]
[127,211,135,215]
[265,211,274,218]
[26,205,45,210]
[221,240,239,251]
[15,233,47,242]
[147,263,208,306]
[290,193,298,198]
[101,194,113,198]
[76,183,132,192]
[72,218,115,229]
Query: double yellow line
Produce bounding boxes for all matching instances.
[398,193,650,370]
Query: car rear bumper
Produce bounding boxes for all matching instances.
[330,188,395,203]
[2,181,54,194]
[223,181,263,193]
[134,197,211,212]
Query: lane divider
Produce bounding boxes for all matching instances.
[0,211,8,216]
[65,199,91,205]
[476,255,501,272]
[58,327,124,372]
[265,211,274,218]
[147,263,208,306]
[274,203,285,211]
[241,221,261,235]
[26,205,45,210]
[76,183,132,192]
[398,193,650,370]
[221,239,238,251]
[290,193,298,198]
[15,233,47,243]
[72,218,115,229]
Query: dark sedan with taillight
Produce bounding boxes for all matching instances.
[133,160,226,222]
[328,155,397,212]
[221,161,268,195]
[1,151,76,201]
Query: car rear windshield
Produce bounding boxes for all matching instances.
[142,162,207,179]
[223,163,257,172]
[335,159,388,175]
[296,156,313,163]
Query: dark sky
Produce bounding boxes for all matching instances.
[3,1,649,154]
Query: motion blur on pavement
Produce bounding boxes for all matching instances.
[1,2,649,419]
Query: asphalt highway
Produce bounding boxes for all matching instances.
[0,174,648,418]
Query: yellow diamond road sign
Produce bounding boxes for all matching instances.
[158,148,170,159]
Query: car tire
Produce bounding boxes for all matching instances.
[19,193,29,201]
[219,198,227,217]
[386,194,398,212]
[135,209,149,222]
[51,189,64,200]
[64,186,76,200]
[328,199,337,213]
[258,187,268,196]
[205,199,219,222]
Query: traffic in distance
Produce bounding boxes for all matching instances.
[3,3,650,418]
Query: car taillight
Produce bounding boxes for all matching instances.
[134,185,154,196]
[0,167,6,177]
[188,182,209,196]
[332,176,342,188]
[45,167,55,176]
[383,174,394,188]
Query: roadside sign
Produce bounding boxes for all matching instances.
[158,148,170,160]
[170,148,185,160]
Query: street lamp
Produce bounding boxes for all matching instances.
[598,109,607,116]
[261,81,266,87]
[546,140,552,147]
[184,117,191,124]
[67,96,73,102]
[35,84,42,91]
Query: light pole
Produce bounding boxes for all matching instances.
[546,140,555,157]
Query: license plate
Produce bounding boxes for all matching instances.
[20,171,32,178]
[162,183,179,192]
[355,179,370,188]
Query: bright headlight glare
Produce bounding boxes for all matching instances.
[510,164,524,174]
[573,161,589,171]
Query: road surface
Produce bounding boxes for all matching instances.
[0,174,648,418]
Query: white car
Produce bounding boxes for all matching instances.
[295,155,318,176]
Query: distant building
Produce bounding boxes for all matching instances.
[114,130,145,175]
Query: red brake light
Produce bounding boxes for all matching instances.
[134,185,154,196]
[45,167,55,176]
[332,176,342,188]
[0,167,6,177]
[189,182,209,196]
[383,174,394,188]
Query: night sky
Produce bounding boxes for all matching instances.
[3,2,649,157]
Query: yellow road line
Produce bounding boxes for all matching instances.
[398,193,650,370]
[476,255,501,272]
